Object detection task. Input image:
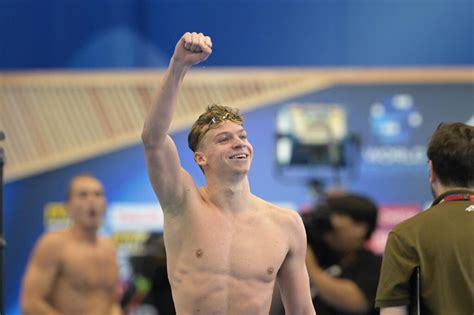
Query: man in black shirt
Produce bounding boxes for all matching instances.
[304,193,382,315]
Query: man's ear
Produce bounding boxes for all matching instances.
[194,151,206,167]
[428,160,437,184]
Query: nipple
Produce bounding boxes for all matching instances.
[267,267,274,275]
[195,249,203,258]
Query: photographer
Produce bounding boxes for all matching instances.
[121,233,175,315]
[304,193,382,315]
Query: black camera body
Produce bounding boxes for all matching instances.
[302,205,338,267]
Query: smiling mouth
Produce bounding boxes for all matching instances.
[229,153,248,160]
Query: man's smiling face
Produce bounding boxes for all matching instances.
[196,120,253,175]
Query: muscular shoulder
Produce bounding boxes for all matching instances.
[261,201,308,258]
[35,231,67,250]
[265,200,302,222]
[257,199,306,238]
[30,231,67,263]
[98,236,118,253]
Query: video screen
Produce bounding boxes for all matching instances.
[276,103,348,167]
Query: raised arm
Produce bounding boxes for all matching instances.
[21,234,63,315]
[142,32,212,210]
[277,211,316,315]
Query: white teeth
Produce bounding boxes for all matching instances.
[230,154,247,159]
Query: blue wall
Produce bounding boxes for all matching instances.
[0,0,472,69]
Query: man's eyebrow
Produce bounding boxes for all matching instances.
[214,131,231,139]
[214,128,246,138]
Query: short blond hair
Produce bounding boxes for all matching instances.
[188,104,244,152]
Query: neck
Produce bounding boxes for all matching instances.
[69,223,99,242]
[204,175,252,212]
[433,182,474,198]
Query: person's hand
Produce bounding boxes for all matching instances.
[306,246,322,270]
[172,32,212,68]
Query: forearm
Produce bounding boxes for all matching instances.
[286,308,316,315]
[142,58,189,148]
[308,267,369,312]
[22,299,61,315]
[110,302,123,315]
[380,306,408,315]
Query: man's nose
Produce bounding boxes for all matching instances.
[232,138,245,148]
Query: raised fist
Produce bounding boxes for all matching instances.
[172,32,213,67]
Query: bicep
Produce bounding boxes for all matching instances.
[144,135,194,208]
[277,251,313,307]
[22,261,57,298]
[278,213,314,313]
[22,237,61,300]
[103,239,122,300]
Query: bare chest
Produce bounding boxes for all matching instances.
[59,243,117,293]
[168,211,289,282]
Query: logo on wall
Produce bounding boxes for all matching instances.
[370,94,423,144]
[44,203,70,231]
[363,94,427,166]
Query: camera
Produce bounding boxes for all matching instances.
[302,204,337,267]
[303,205,332,240]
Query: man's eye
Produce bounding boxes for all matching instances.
[240,135,247,140]
[218,138,228,143]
